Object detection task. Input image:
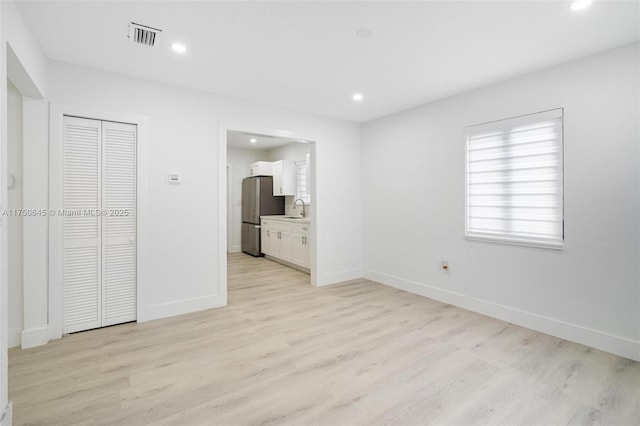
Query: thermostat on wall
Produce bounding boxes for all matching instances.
[167,171,182,184]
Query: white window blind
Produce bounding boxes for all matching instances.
[465,109,564,248]
[296,153,311,204]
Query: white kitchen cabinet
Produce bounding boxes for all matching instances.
[278,228,292,262]
[272,160,296,196]
[265,220,292,261]
[291,223,310,267]
[246,161,273,177]
[260,222,272,255]
[261,217,310,270]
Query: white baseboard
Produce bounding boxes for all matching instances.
[21,326,49,349]
[1,402,12,426]
[8,327,21,348]
[230,245,241,253]
[364,269,640,362]
[141,294,227,322]
[317,268,363,287]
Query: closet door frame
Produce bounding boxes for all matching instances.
[49,104,148,340]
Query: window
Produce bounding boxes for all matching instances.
[296,153,311,204]
[465,109,564,248]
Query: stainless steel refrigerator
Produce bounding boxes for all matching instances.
[241,176,284,256]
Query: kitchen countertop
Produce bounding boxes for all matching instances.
[261,215,311,225]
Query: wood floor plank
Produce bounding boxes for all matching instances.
[8,253,640,425]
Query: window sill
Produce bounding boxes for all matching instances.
[465,234,564,250]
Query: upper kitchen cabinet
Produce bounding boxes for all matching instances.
[272,160,296,196]
[246,161,274,177]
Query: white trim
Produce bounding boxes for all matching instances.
[465,235,564,250]
[364,269,640,362]
[218,122,320,288]
[230,245,241,253]
[0,402,12,426]
[1,36,10,420]
[144,295,227,322]
[308,142,317,286]
[217,123,228,306]
[226,164,233,253]
[48,103,149,339]
[20,326,48,349]
[318,268,363,287]
[7,328,20,348]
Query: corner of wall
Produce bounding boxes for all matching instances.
[7,328,20,349]
[317,269,363,287]
[0,1,10,416]
[141,294,227,323]
[2,0,47,98]
[0,402,12,426]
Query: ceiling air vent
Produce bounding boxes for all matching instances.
[128,22,162,47]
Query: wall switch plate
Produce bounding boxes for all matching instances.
[167,171,182,184]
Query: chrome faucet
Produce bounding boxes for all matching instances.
[293,199,306,217]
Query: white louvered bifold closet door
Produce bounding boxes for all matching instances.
[62,116,136,334]
[102,121,137,326]
[63,117,101,333]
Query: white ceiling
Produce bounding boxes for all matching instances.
[17,1,640,123]
[227,130,306,150]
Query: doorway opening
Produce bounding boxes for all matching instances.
[222,126,317,299]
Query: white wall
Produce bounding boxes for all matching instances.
[33,59,362,326]
[7,81,23,348]
[21,98,48,349]
[267,142,310,163]
[227,148,269,252]
[2,2,48,351]
[1,1,47,421]
[362,43,640,361]
[2,1,46,98]
[0,2,7,420]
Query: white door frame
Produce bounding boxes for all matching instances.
[48,104,149,340]
[218,122,319,289]
[226,164,233,253]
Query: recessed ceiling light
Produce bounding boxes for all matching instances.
[356,27,374,39]
[250,138,257,144]
[352,93,364,102]
[570,0,592,11]
[171,43,186,53]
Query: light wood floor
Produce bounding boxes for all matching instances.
[9,253,640,425]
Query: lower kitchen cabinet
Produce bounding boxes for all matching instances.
[261,219,291,261]
[274,226,292,262]
[261,218,310,269]
[291,224,310,267]
[260,225,271,255]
